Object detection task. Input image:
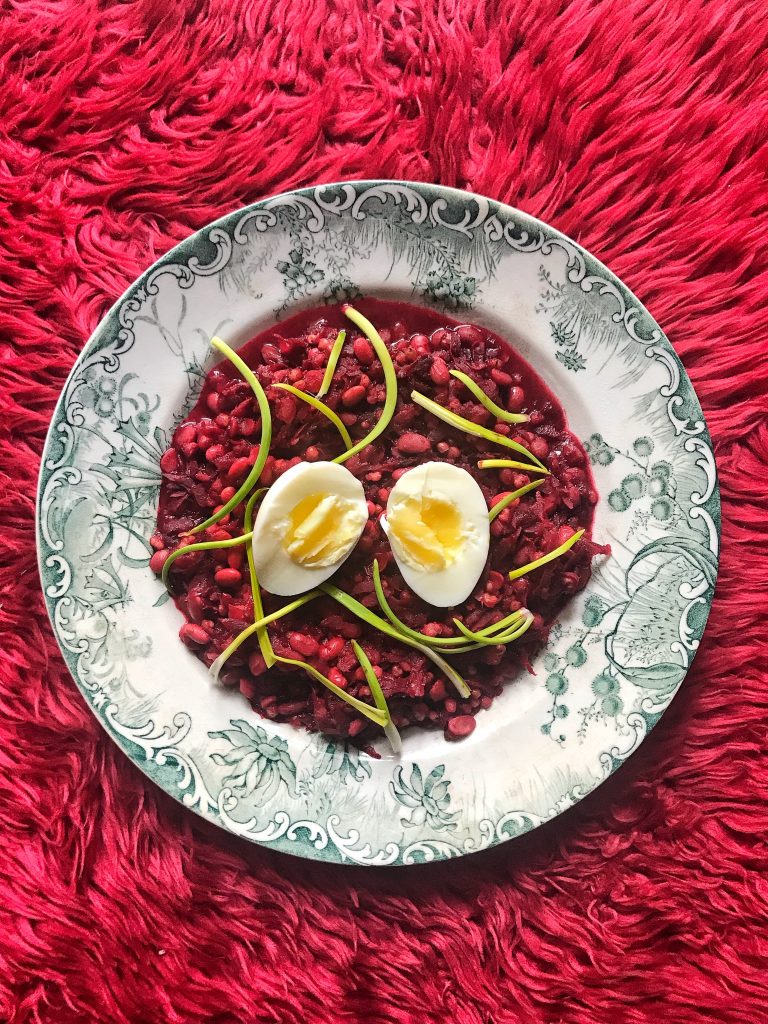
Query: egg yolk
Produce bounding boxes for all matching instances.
[386,495,464,572]
[283,492,366,568]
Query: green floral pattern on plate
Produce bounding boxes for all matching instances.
[36,181,719,865]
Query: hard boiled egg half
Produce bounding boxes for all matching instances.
[251,461,368,596]
[381,462,490,607]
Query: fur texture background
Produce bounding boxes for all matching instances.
[1,0,767,1021]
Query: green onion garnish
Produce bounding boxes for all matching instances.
[488,479,544,523]
[411,390,546,470]
[352,640,401,753]
[508,529,585,581]
[453,612,534,645]
[271,652,387,728]
[190,337,272,534]
[333,306,398,466]
[162,531,254,588]
[317,330,347,397]
[372,560,502,649]
[450,369,529,424]
[478,458,549,476]
[209,591,321,679]
[321,582,471,698]
[236,491,388,731]
[243,488,274,668]
[273,382,353,451]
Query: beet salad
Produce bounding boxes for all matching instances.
[151,298,607,750]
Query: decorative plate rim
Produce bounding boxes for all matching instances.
[36,179,720,865]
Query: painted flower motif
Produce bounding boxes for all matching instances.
[423,270,476,309]
[209,719,297,803]
[546,672,568,695]
[601,695,625,716]
[84,558,130,612]
[608,488,631,512]
[566,644,587,667]
[313,741,372,785]
[134,409,151,436]
[594,448,615,465]
[651,497,673,521]
[591,672,620,697]
[92,378,118,417]
[277,248,325,291]
[323,277,362,303]
[555,349,587,372]
[621,474,646,500]
[633,436,655,458]
[390,764,459,831]
[550,321,576,346]
[582,596,607,627]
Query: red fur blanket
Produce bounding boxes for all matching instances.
[1,1,766,1021]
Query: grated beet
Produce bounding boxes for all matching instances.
[154,299,607,746]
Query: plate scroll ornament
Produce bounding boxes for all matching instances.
[37,181,719,865]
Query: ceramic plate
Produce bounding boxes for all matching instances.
[37,181,719,865]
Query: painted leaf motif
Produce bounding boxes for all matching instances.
[629,536,717,588]
[606,653,686,692]
[423,764,445,795]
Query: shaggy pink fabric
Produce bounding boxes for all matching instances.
[1,1,767,1021]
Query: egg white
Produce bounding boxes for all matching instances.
[251,461,368,596]
[380,462,490,607]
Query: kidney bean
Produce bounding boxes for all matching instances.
[353,337,374,365]
[428,679,447,702]
[204,443,225,463]
[319,636,345,661]
[149,549,170,575]
[180,623,209,647]
[159,448,178,473]
[303,369,324,392]
[445,715,477,740]
[491,368,513,387]
[457,324,484,345]
[396,432,430,454]
[186,591,205,624]
[214,568,242,589]
[507,386,525,412]
[227,456,251,481]
[288,632,319,658]
[342,385,366,408]
[176,423,196,446]
[328,668,348,689]
[206,392,220,414]
[227,548,244,570]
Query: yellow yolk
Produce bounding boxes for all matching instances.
[283,492,366,568]
[386,495,465,572]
